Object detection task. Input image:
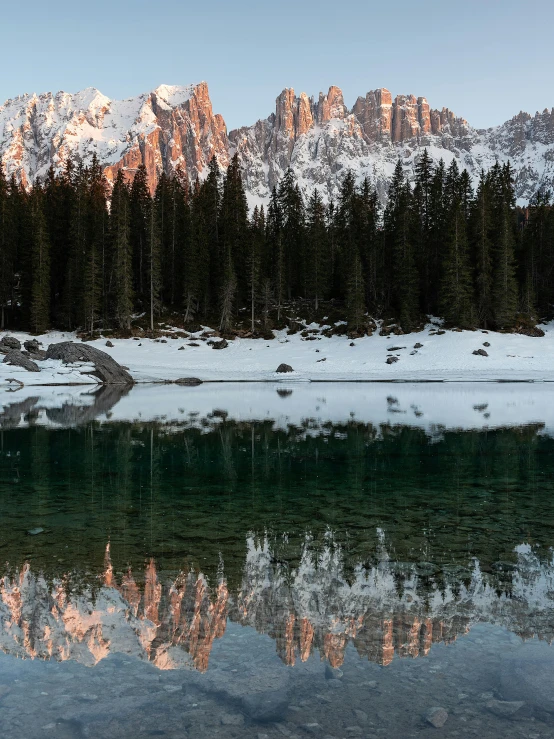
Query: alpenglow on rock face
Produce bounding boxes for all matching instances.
[1,81,554,204]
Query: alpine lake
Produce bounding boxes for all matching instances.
[0,382,554,738]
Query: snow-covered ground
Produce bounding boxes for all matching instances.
[1,323,554,385]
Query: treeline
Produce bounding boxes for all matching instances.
[0,149,553,335]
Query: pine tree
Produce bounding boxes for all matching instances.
[28,187,50,334]
[439,164,473,327]
[385,163,419,330]
[413,149,434,312]
[202,157,222,313]
[0,165,16,328]
[147,194,161,331]
[248,206,264,332]
[426,159,446,315]
[305,189,329,312]
[83,154,108,334]
[278,168,305,299]
[185,179,207,323]
[130,164,150,303]
[346,251,366,332]
[522,188,553,318]
[109,170,133,330]
[266,187,285,320]
[470,172,494,328]
[490,163,519,328]
[219,153,249,309]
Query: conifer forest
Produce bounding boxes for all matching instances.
[0,149,552,337]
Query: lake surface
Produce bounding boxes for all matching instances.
[0,383,554,738]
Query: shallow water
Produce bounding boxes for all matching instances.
[0,384,553,738]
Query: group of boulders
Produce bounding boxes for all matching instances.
[0,335,133,384]
[0,336,46,372]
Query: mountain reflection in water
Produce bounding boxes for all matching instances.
[0,384,553,678]
[1,536,553,673]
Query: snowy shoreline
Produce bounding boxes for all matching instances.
[0,322,554,386]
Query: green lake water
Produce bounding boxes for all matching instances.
[0,385,553,738]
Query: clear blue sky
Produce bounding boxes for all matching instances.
[1,0,552,131]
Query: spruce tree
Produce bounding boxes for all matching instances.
[490,163,518,328]
[130,164,150,303]
[346,251,366,332]
[278,168,305,299]
[385,163,419,330]
[305,189,329,312]
[439,178,473,327]
[219,153,249,309]
[109,170,133,330]
[146,194,161,331]
[0,166,16,328]
[470,172,494,327]
[28,187,51,334]
[248,206,264,332]
[266,187,285,320]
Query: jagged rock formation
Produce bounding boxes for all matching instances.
[1,81,554,204]
[0,83,228,193]
[45,341,134,384]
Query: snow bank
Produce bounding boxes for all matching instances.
[0,323,553,385]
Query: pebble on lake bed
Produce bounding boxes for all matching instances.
[27,527,44,536]
[425,706,448,728]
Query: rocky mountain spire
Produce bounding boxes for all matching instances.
[1,80,553,205]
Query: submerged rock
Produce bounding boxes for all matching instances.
[486,699,525,718]
[500,642,554,713]
[425,707,448,728]
[174,378,203,386]
[45,342,133,385]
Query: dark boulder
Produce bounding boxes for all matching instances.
[276,363,293,373]
[45,342,133,384]
[174,378,203,386]
[473,348,488,356]
[0,336,21,352]
[240,687,290,722]
[105,340,114,348]
[386,356,399,364]
[24,339,41,353]
[211,339,228,350]
[3,350,40,372]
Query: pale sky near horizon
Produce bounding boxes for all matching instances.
[1,0,552,130]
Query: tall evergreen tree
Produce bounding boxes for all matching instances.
[130,164,150,303]
[109,171,133,330]
[305,189,329,311]
[278,168,305,299]
[385,162,419,329]
[28,186,50,334]
[439,161,473,327]
[0,166,16,328]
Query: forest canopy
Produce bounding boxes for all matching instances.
[0,150,552,336]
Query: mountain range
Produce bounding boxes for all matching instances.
[1,81,553,206]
